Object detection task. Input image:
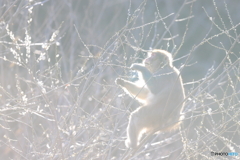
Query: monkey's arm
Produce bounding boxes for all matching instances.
[115,78,149,101]
[131,64,152,80]
[131,64,159,94]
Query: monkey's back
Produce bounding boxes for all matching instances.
[146,66,185,131]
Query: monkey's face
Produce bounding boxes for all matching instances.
[144,52,168,72]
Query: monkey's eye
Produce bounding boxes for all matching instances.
[147,52,156,57]
[147,52,152,57]
[148,52,156,58]
[151,52,156,57]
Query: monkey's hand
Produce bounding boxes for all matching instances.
[130,63,145,71]
[115,78,125,87]
[131,63,153,83]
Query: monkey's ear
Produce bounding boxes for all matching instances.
[125,139,136,149]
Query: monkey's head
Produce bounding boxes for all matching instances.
[143,49,173,73]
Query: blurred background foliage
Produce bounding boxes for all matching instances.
[0,0,239,159]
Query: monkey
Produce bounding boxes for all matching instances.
[115,49,185,148]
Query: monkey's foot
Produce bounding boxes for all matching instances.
[125,139,137,149]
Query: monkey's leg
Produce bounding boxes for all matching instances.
[125,120,137,148]
[125,107,151,148]
[125,106,161,148]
